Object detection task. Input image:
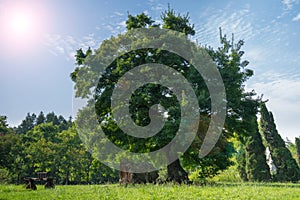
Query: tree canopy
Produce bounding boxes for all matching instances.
[0,113,118,184]
[71,8,262,183]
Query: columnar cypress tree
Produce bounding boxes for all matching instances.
[237,98,270,182]
[295,137,300,166]
[245,121,271,181]
[260,103,300,182]
[236,143,248,181]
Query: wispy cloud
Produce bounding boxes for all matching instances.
[278,0,299,19]
[292,13,300,21]
[281,0,299,10]
[44,8,128,61]
[194,2,300,139]
[100,20,126,36]
[96,10,128,36]
[151,3,164,12]
[247,71,300,139]
[240,47,300,140]
[114,11,124,17]
[194,4,253,48]
[147,0,165,13]
[44,33,100,60]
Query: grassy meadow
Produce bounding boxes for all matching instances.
[0,182,300,200]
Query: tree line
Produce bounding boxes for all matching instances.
[0,113,118,184]
[0,106,299,184]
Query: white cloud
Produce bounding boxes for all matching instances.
[146,0,165,12]
[194,5,254,48]
[243,47,272,70]
[292,13,300,21]
[195,2,300,140]
[247,72,300,140]
[151,3,164,12]
[44,33,100,60]
[98,9,129,36]
[277,0,299,19]
[118,20,126,27]
[281,0,299,10]
[113,11,124,17]
[101,21,126,36]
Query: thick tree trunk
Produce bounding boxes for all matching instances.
[167,159,189,184]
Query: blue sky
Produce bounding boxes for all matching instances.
[0,0,299,140]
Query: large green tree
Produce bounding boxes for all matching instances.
[260,103,300,182]
[71,8,258,183]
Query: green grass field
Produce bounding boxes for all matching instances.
[0,182,300,200]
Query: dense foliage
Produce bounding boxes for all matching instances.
[71,8,300,182]
[259,103,300,182]
[70,8,268,183]
[0,113,118,184]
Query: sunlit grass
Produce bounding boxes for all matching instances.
[0,182,299,200]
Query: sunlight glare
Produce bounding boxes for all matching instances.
[9,12,33,37]
[0,2,49,57]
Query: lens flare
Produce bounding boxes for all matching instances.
[9,12,33,37]
[0,2,49,57]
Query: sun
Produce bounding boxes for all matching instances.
[9,12,33,37]
[0,2,48,56]
[1,7,38,41]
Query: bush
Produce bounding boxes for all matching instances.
[0,168,10,184]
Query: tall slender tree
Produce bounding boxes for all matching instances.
[295,137,300,166]
[236,142,248,181]
[260,103,300,182]
[241,98,271,181]
[245,130,271,181]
